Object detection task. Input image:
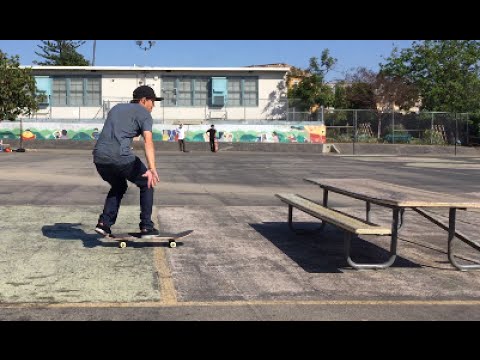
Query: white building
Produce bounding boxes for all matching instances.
[26,65,290,123]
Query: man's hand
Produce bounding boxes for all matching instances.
[142,169,160,189]
[142,131,158,189]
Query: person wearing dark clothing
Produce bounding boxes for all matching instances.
[206,124,217,152]
[93,85,163,238]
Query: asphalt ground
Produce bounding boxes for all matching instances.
[1,148,480,322]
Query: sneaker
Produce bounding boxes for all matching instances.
[140,227,160,238]
[95,222,111,236]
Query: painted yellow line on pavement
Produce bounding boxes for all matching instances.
[2,299,480,308]
[153,247,177,305]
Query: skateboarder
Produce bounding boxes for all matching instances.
[206,124,217,152]
[92,85,163,238]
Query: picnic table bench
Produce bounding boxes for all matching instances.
[275,193,394,269]
[384,133,412,143]
[276,178,480,271]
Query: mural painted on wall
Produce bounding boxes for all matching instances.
[1,125,104,141]
[0,123,326,144]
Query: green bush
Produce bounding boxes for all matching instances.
[423,129,446,145]
[356,135,378,143]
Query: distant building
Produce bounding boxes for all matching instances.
[24,65,290,122]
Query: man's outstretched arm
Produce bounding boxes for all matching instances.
[142,130,160,188]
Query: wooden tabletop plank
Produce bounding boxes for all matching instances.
[304,178,480,208]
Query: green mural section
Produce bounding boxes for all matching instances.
[0,123,327,144]
[0,127,100,141]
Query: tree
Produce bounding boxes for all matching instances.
[380,40,480,112]
[333,81,348,109]
[287,49,337,113]
[342,67,419,138]
[345,67,418,111]
[34,40,90,66]
[285,65,306,88]
[0,50,39,121]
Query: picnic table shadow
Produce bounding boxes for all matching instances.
[41,223,179,248]
[249,222,421,273]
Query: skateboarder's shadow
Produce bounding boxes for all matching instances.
[41,223,105,248]
[41,223,183,248]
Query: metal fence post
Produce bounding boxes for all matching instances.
[455,114,458,156]
[353,109,357,155]
[392,108,395,144]
[19,118,24,150]
[431,112,434,144]
[466,113,470,146]
[286,98,289,122]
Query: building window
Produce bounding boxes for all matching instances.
[194,78,208,106]
[227,77,258,107]
[162,78,177,107]
[243,78,258,106]
[52,78,67,106]
[177,78,192,106]
[163,76,209,107]
[69,78,83,106]
[85,78,101,106]
[34,76,51,106]
[227,78,241,106]
[161,76,258,107]
[51,77,101,106]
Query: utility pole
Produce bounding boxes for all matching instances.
[135,40,156,65]
[135,40,156,85]
[92,40,97,66]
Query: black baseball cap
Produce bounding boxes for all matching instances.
[133,85,164,101]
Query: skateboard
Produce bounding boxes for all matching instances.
[214,138,219,152]
[103,229,193,248]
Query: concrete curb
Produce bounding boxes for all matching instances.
[4,139,480,156]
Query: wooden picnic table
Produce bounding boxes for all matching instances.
[304,178,480,271]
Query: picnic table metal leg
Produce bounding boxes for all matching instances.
[288,205,295,232]
[365,202,403,229]
[448,208,480,271]
[366,201,370,223]
[399,208,405,229]
[288,205,325,234]
[391,208,400,257]
[412,207,480,271]
[344,208,399,270]
[323,189,328,207]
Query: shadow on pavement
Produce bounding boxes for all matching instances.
[41,223,184,248]
[250,222,421,273]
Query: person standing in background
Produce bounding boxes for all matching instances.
[176,124,187,152]
[206,124,217,152]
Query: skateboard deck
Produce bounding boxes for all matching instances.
[104,229,193,248]
[214,138,219,152]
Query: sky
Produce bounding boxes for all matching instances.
[0,40,415,82]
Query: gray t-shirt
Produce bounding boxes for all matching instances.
[93,103,153,165]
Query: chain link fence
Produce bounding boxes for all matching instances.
[19,96,477,149]
[319,109,471,146]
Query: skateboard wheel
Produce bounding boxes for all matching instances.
[119,241,127,248]
[169,241,176,248]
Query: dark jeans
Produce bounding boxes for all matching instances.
[95,157,154,230]
[209,139,215,152]
[178,139,186,152]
